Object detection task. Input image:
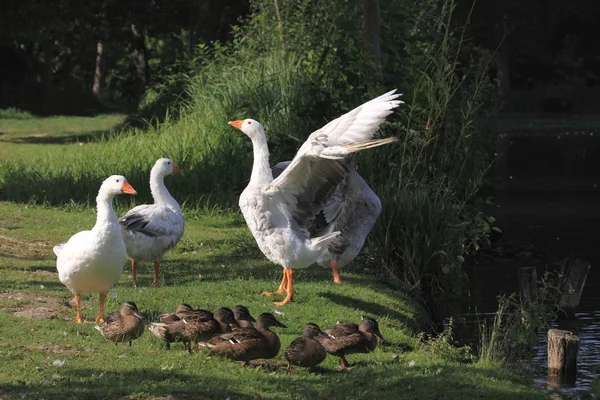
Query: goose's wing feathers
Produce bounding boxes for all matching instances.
[120,205,183,240]
[264,90,401,225]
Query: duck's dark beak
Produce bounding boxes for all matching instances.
[318,331,333,339]
[375,329,384,342]
[274,320,287,328]
[246,314,256,323]
[134,311,144,320]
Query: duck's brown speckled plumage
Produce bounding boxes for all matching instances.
[204,313,287,362]
[155,303,194,324]
[149,306,235,352]
[94,301,145,346]
[284,323,329,370]
[316,317,384,368]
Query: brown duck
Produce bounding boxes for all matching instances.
[155,303,194,324]
[232,305,256,328]
[284,323,330,371]
[94,301,145,346]
[316,316,384,368]
[201,313,287,363]
[149,307,234,352]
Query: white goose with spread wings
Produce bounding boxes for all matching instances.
[269,161,381,284]
[229,90,402,305]
[119,158,185,286]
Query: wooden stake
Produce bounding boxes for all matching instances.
[547,329,580,385]
[557,258,590,317]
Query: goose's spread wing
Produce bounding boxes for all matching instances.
[264,90,401,226]
[119,205,184,244]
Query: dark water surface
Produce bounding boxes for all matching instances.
[465,192,600,396]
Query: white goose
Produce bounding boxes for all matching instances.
[119,158,184,286]
[54,175,137,323]
[269,161,381,284]
[229,90,402,305]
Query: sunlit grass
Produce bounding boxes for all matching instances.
[0,113,127,162]
[0,201,546,400]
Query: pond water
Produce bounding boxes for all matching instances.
[463,192,600,397]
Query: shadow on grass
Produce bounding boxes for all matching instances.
[0,362,545,400]
[316,291,412,325]
[0,130,117,145]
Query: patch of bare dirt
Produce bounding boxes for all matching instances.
[13,306,58,319]
[32,269,57,277]
[0,235,53,260]
[0,292,69,320]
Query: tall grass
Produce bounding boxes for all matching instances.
[357,0,496,328]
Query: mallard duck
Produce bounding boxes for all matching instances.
[201,313,287,363]
[316,317,384,369]
[230,90,401,305]
[54,175,137,323]
[120,158,185,286]
[284,323,330,371]
[94,301,144,346]
[148,306,235,352]
[155,303,194,324]
[232,305,256,328]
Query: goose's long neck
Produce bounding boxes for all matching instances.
[93,193,120,234]
[150,170,181,213]
[249,136,273,187]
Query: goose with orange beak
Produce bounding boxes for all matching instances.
[54,175,137,323]
[119,158,185,286]
[229,90,402,305]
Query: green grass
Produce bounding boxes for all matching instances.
[0,112,127,162]
[0,201,546,400]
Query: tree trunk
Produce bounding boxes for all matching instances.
[131,23,150,93]
[40,38,54,114]
[363,0,381,81]
[92,36,108,99]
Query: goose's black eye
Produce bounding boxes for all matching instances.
[247,121,252,125]
[168,161,171,165]
[116,179,120,183]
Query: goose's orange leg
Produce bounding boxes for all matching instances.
[95,293,106,323]
[74,293,83,324]
[331,260,343,284]
[131,261,138,287]
[262,270,288,296]
[152,260,160,286]
[273,269,294,306]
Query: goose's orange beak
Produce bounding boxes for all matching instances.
[122,182,137,195]
[173,165,182,174]
[228,120,244,130]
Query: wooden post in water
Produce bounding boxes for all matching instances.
[558,258,590,318]
[518,266,538,307]
[547,329,580,385]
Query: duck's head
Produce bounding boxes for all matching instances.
[256,313,287,329]
[302,323,331,339]
[100,175,137,197]
[228,119,265,141]
[121,301,143,320]
[152,158,181,177]
[232,305,256,323]
[359,316,384,341]
[175,303,194,314]
[214,307,237,328]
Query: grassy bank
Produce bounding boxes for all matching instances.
[0,201,545,400]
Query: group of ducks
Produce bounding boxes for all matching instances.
[95,301,384,371]
[54,90,402,323]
